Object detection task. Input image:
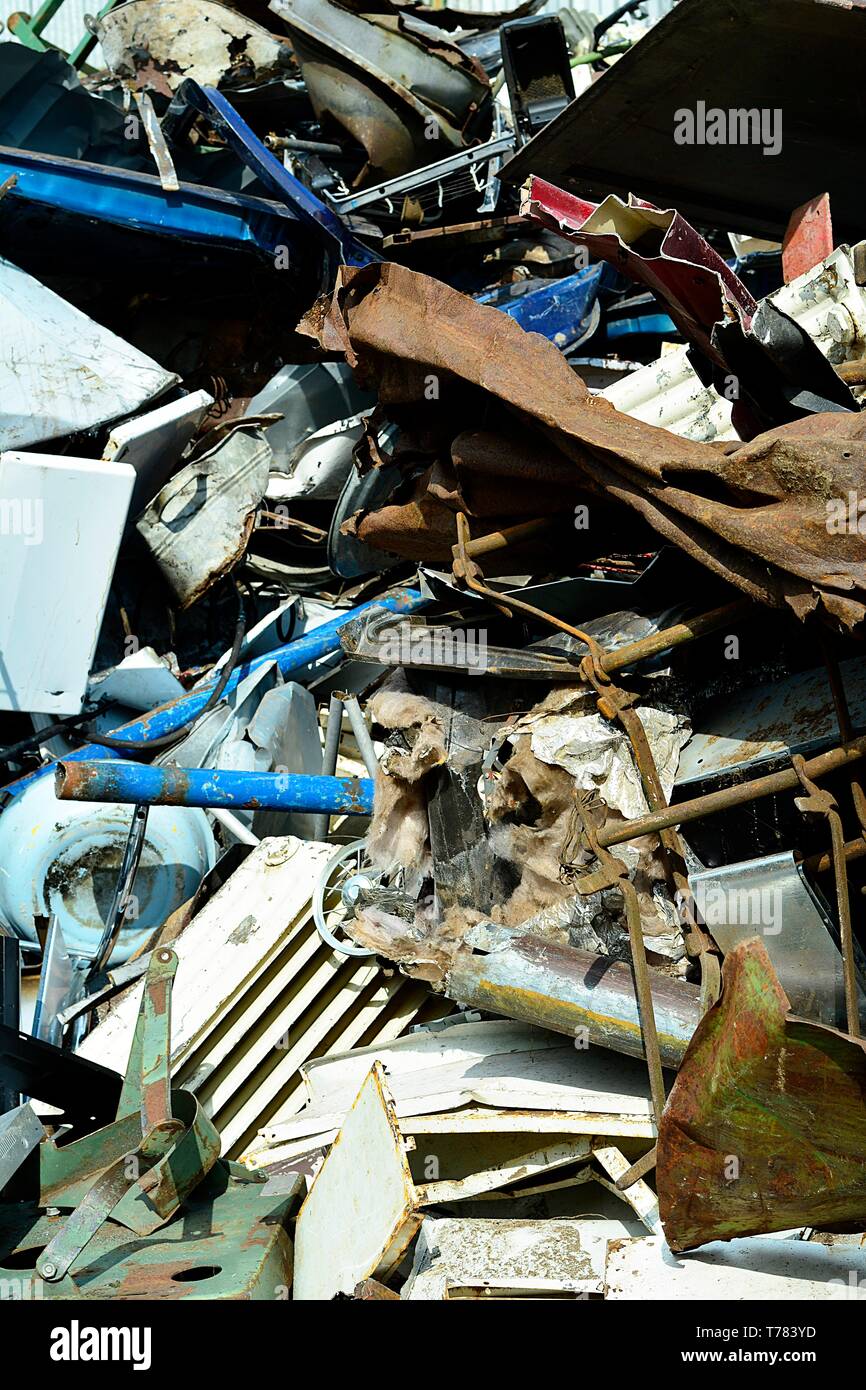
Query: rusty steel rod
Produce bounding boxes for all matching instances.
[598,735,866,847]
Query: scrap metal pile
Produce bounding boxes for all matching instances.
[1,0,866,1302]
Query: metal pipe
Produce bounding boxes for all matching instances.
[56,762,374,816]
[599,734,866,847]
[209,808,261,847]
[5,590,425,803]
[312,694,344,840]
[340,694,379,780]
[620,876,667,1123]
[802,835,866,875]
[599,601,752,675]
[449,924,702,1069]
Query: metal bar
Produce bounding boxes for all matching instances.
[813,641,861,1037]
[457,517,558,559]
[340,694,379,780]
[598,735,866,847]
[615,1144,657,1190]
[829,805,860,1037]
[599,601,752,675]
[210,808,261,847]
[620,877,666,1124]
[801,835,866,874]
[56,762,375,816]
[5,590,425,804]
[312,694,344,841]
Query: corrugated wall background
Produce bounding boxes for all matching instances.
[0,0,676,53]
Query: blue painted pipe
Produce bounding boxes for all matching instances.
[6,590,424,802]
[57,762,375,816]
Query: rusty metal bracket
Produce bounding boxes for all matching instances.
[574,646,720,1004]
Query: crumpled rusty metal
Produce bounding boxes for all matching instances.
[301,261,866,628]
[98,0,295,97]
[657,937,866,1250]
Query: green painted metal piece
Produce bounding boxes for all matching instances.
[37,947,221,1279]
[7,4,60,53]
[658,937,866,1250]
[7,0,122,68]
[0,1169,301,1299]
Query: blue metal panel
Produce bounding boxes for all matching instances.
[0,144,304,256]
[477,262,602,347]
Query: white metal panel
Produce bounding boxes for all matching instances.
[403,1215,602,1300]
[259,1018,652,1148]
[0,257,177,450]
[606,1234,866,1299]
[0,451,135,714]
[293,1062,421,1300]
[103,387,213,516]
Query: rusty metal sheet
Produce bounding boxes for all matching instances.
[657,937,866,1251]
[302,262,866,628]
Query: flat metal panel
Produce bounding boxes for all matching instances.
[0,452,135,714]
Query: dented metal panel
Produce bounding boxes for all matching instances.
[657,939,866,1250]
[270,0,491,179]
[293,1062,421,1300]
[0,255,177,451]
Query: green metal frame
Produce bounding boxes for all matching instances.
[7,0,122,70]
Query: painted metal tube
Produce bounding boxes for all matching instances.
[56,762,374,816]
[340,694,379,780]
[6,590,424,803]
[448,924,703,1068]
[311,693,344,841]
